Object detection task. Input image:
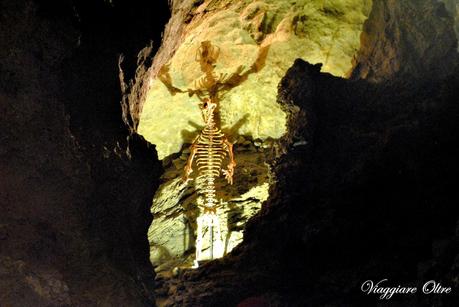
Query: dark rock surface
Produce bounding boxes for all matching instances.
[351,0,458,82]
[0,0,168,305]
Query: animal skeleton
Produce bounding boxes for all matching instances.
[183,41,236,268]
[184,98,235,267]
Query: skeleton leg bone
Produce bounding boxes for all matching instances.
[222,138,236,184]
[193,214,204,268]
[193,210,224,267]
[183,136,199,182]
[211,213,224,259]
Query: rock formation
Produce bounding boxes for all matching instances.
[139,0,459,306]
[148,139,270,270]
[1,0,459,306]
[351,0,458,81]
[153,57,459,307]
[133,0,375,277]
[442,0,459,51]
[0,0,168,305]
[137,0,372,159]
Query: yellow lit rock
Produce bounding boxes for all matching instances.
[138,81,203,159]
[138,0,372,159]
[148,149,270,268]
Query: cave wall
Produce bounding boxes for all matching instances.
[136,0,373,159]
[146,1,459,306]
[0,2,91,304]
[149,139,270,271]
[442,0,459,51]
[128,0,459,288]
[351,0,458,81]
[129,0,374,276]
[155,59,459,307]
[1,0,459,306]
[0,0,168,305]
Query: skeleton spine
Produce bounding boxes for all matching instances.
[195,109,226,208]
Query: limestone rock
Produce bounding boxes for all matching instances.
[351,0,458,81]
[137,0,372,159]
[148,150,270,269]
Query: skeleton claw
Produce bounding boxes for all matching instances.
[183,166,193,182]
[182,175,193,184]
[222,165,234,185]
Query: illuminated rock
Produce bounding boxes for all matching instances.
[138,0,372,159]
[148,149,270,268]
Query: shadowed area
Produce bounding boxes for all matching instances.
[156,59,459,306]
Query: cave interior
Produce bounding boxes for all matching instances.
[1,0,459,306]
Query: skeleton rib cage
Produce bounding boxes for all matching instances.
[194,114,228,210]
